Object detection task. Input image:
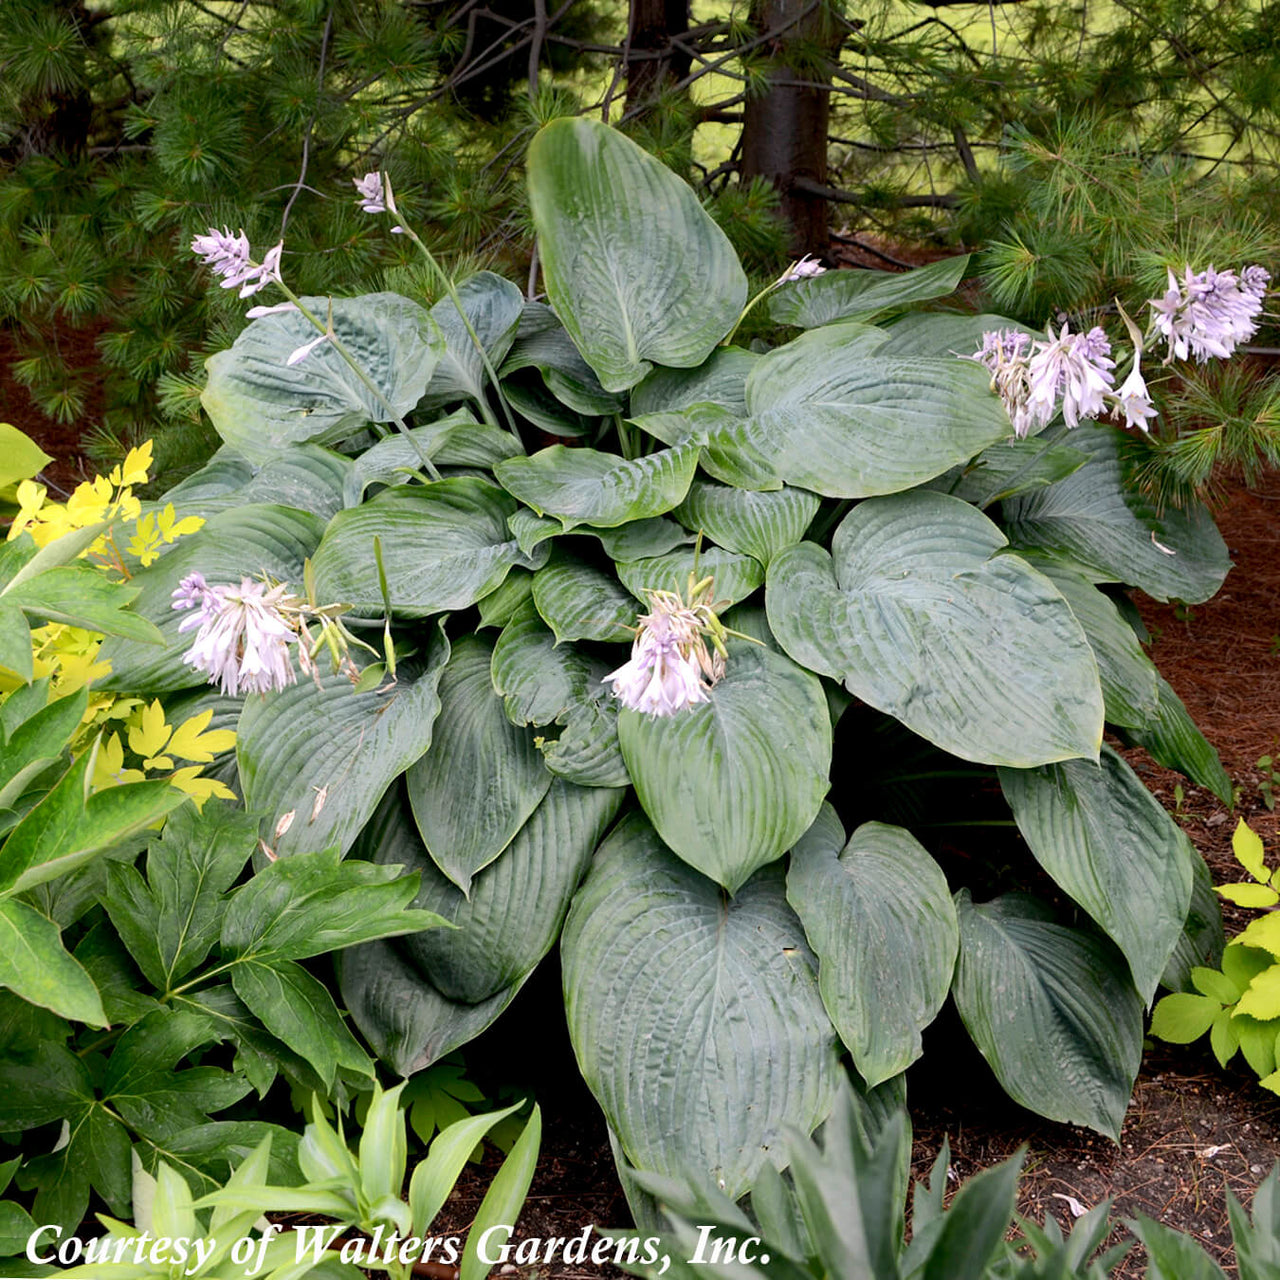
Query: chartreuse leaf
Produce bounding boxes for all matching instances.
[527,118,748,392]
[698,321,1009,498]
[786,806,958,1087]
[419,272,525,410]
[952,893,1143,1141]
[0,899,106,1025]
[674,481,820,568]
[767,491,1103,768]
[490,600,629,788]
[237,634,449,859]
[1235,818,1269,881]
[768,255,970,328]
[1235,966,1280,1021]
[494,444,699,530]
[530,551,636,644]
[459,1105,541,1280]
[1002,424,1230,604]
[99,800,257,993]
[405,635,551,894]
[311,478,542,617]
[999,747,1193,1003]
[561,813,841,1198]
[96,504,325,692]
[201,292,444,464]
[619,641,831,893]
[1150,993,1222,1043]
[0,747,182,896]
[0,424,53,488]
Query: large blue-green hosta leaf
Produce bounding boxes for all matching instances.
[674,481,820,568]
[698,323,1010,497]
[766,491,1104,767]
[404,636,551,894]
[998,746,1193,1004]
[237,631,449,859]
[500,302,626,416]
[310,477,545,617]
[96,505,324,692]
[201,294,444,464]
[618,641,831,893]
[1002,425,1230,603]
[561,814,841,1198]
[494,444,699,530]
[952,893,1143,1142]
[527,118,748,392]
[768,256,970,328]
[786,806,958,1088]
[340,779,624,1074]
[159,445,352,523]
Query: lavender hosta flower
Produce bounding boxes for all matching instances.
[1113,364,1158,432]
[190,227,283,298]
[353,172,387,213]
[779,255,827,284]
[1027,323,1115,429]
[972,329,1036,437]
[172,575,299,697]
[1150,264,1271,363]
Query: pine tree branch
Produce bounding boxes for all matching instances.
[279,6,334,240]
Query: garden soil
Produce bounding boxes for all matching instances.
[6,332,1280,1278]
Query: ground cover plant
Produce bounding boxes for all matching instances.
[0,113,1272,1257]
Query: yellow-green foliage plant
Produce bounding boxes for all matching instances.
[1151,819,1280,1092]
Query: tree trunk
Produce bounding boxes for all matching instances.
[740,0,843,255]
[625,0,691,115]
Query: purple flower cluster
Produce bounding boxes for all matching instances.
[1149,264,1270,362]
[172,572,298,697]
[190,228,283,298]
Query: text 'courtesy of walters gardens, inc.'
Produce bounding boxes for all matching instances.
[25,1221,775,1274]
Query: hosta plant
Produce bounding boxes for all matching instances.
[104,117,1243,1200]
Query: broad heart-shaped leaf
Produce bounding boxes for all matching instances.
[767,491,1104,767]
[500,302,626,416]
[878,311,1038,359]
[530,550,637,644]
[1020,555,1161,730]
[527,118,748,392]
[405,635,551,894]
[699,322,1010,498]
[998,746,1193,1004]
[0,899,106,1025]
[1002,424,1230,603]
[674,481,820,568]
[358,777,624,1003]
[933,436,1089,510]
[617,546,764,609]
[494,444,699,530]
[618,641,831,893]
[237,635,449,859]
[96,504,324,692]
[491,601,630,788]
[310,477,544,618]
[201,292,444,464]
[99,800,258,993]
[561,813,841,1198]
[419,272,526,410]
[952,892,1143,1141]
[768,255,969,328]
[786,806,959,1088]
[158,444,352,523]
